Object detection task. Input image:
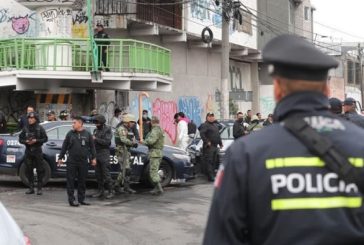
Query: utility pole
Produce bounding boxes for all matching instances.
[220,0,231,119]
[358,43,364,108]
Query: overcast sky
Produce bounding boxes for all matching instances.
[311,0,364,42]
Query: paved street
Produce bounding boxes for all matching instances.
[0,176,213,245]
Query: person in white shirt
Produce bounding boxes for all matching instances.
[110,108,121,128]
[174,112,189,151]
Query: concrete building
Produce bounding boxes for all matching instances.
[0,0,259,145]
[256,0,314,117]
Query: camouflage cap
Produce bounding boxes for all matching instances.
[123,113,136,123]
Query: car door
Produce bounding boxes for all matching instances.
[43,125,72,176]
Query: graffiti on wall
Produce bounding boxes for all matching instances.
[130,96,152,119]
[37,6,72,37]
[0,7,35,36]
[190,0,221,27]
[178,96,202,126]
[0,91,35,122]
[260,96,275,118]
[72,9,88,38]
[40,8,72,22]
[127,94,219,144]
[152,99,178,144]
[98,101,115,125]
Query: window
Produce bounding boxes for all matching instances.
[355,62,361,84]
[47,128,58,140]
[58,126,72,140]
[304,7,310,21]
[220,125,234,140]
[234,10,252,35]
[347,60,354,84]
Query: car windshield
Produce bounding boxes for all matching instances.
[220,125,234,140]
[194,123,232,140]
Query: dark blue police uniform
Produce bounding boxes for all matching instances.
[203,35,364,245]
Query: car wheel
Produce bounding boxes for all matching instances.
[146,160,173,188]
[19,160,51,187]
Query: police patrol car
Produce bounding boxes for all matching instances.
[0,121,194,187]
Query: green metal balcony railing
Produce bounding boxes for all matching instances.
[0,38,171,76]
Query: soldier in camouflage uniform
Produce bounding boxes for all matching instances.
[114,113,138,194]
[142,116,165,195]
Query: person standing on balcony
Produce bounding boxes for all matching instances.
[94,24,110,72]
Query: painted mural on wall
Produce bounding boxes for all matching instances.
[190,0,222,27]
[130,96,152,119]
[72,9,88,38]
[37,6,72,37]
[128,94,222,144]
[152,99,178,144]
[259,85,275,117]
[0,1,36,37]
[178,96,202,126]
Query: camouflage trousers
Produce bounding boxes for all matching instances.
[115,151,131,186]
[150,157,162,184]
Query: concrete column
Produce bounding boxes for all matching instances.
[23,1,74,71]
[251,62,260,113]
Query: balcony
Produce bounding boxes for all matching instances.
[0,38,172,92]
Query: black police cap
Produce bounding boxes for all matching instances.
[262,34,339,81]
[343,97,356,105]
[329,97,342,114]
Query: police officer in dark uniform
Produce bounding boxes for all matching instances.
[343,97,364,128]
[58,116,97,207]
[19,112,48,195]
[329,97,343,115]
[90,115,114,199]
[233,112,245,139]
[198,112,223,182]
[94,23,111,71]
[204,35,364,244]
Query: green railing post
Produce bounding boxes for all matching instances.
[87,0,98,72]
[14,39,19,69]
[0,38,171,76]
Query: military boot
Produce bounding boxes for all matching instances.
[105,183,114,199]
[114,183,125,194]
[26,183,35,195]
[123,177,136,194]
[150,183,164,195]
[36,181,43,196]
[91,186,104,198]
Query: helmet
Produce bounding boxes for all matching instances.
[27,112,36,118]
[93,115,106,124]
[251,115,260,122]
[122,113,136,123]
[46,110,56,116]
[59,110,69,119]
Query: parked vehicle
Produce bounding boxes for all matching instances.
[0,202,30,245]
[0,121,194,187]
[187,120,234,171]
